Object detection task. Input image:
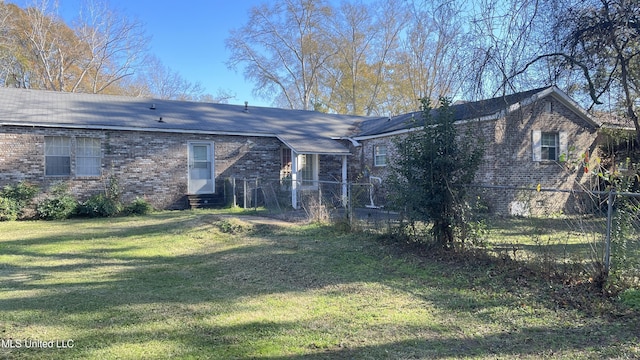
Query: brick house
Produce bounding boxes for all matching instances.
[350,86,602,215]
[0,86,601,214]
[0,88,364,210]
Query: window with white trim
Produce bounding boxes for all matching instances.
[76,137,102,176]
[541,132,558,160]
[374,145,387,166]
[532,130,567,162]
[45,136,71,176]
[281,148,292,178]
[298,154,318,188]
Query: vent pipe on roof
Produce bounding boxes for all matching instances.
[244,101,249,113]
[150,104,156,110]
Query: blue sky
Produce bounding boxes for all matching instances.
[10,0,270,107]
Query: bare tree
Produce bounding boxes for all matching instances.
[73,0,149,93]
[388,0,468,113]
[20,0,84,91]
[557,0,640,142]
[199,89,235,104]
[127,55,205,101]
[322,1,377,115]
[506,0,640,142]
[466,0,554,98]
[6,0,148,94]
[0,1,16,86]
[226,0,335,110]
[320,0,407,116]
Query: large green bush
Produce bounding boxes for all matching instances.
[78,193,123,217]
[0,197,19,221]
[123,197,154,216]
[37,196,78,220]
[0,182,39,221]
[37,182,77,220]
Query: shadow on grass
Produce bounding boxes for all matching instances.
[1,213,638,359]
[486,216,607,238]
[43,315,638,359]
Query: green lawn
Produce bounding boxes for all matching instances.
[481,215,640,281]
[0,211,638,359]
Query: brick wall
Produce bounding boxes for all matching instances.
[0,96,600,215]
[0,126,285,210]
[356,97,600,215]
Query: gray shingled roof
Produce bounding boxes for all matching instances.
[354,86,599,138]
[0,87,377,155]
[355,87,551,137]
[0,86,599,151]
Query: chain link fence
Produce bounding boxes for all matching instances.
[219,177,397,228]
[462,184,640,286]
[217,177,639,286]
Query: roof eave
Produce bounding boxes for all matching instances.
[353,113,503,141]
[542,86,602,128]
[0,121,276,138]
[276,135,351,155]
[600,123,636,132]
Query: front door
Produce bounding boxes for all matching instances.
[188,142,214,194]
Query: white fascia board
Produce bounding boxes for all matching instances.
[600,123,636,131]
[547,87,601,128]
[301,151,352,155]
[331,136,362,147]
[352,127,421,141]
[353,88,600,142]
[520,86,601,128]
[0,121,276,138]
[275,135,351,156]
[352,113,502,141]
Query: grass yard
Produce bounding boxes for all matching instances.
[482,215,640,282]
[0,211,638,359]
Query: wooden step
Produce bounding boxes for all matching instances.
[187,194,226,209]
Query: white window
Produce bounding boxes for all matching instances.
[541,132,558,160]
[76,137,101,176]
[532,130,567,162]
[281,148,292,178]
[45,136,71,176]
[298,154,318,188]
[374,145,387,167]
[191,144,212,178]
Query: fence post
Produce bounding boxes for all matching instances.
[232,177,237,208]
[243,178,247,209]
[348,182,353,229]
[604,189,614,275]
[318,182,322,211]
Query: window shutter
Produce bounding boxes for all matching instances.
[558,131,568,162]
[532,130,542,161]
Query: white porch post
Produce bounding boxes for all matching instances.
[341,155,348,207]
[291,151,298,209]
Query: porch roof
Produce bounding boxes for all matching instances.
[277,134,351,155]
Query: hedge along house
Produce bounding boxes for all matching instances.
[0,88,372,210]
[351,86,603,215]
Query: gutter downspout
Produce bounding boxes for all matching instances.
[335,137,361,148]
